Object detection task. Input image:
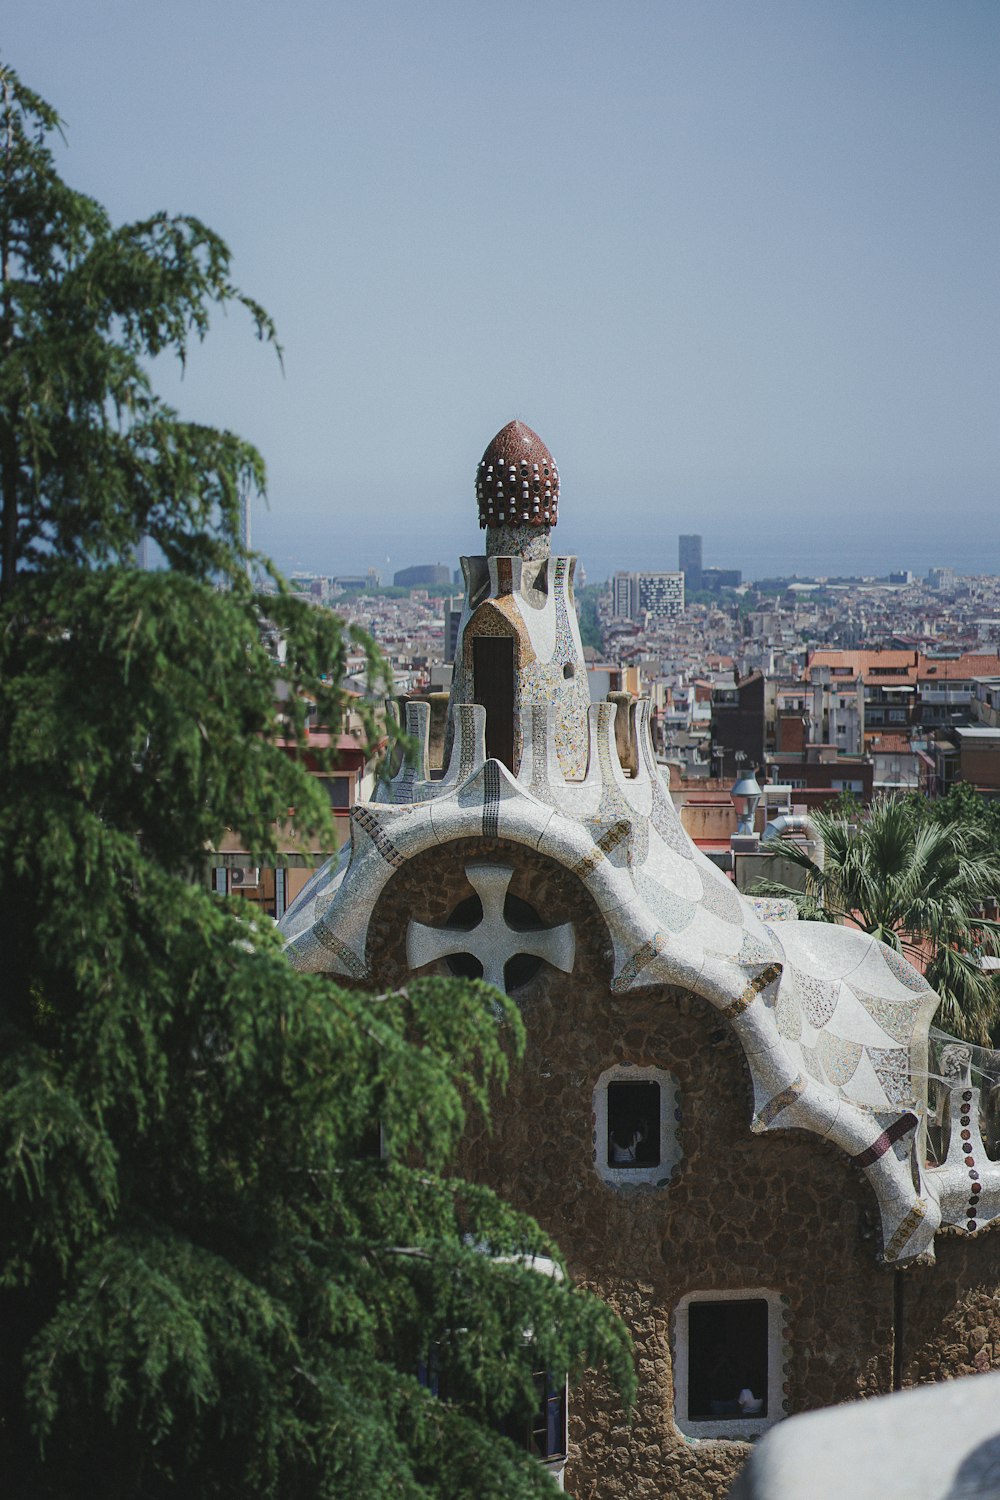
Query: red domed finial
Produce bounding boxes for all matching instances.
[475,420,559,530]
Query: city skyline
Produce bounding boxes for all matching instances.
[281,533,994,591]
[7,3,998,586]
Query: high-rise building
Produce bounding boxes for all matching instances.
[678,534,702,594]
[611,570,684,621]
[636,571,684,620]
[611,571,634,618]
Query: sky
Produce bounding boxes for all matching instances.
[6,2,999,583]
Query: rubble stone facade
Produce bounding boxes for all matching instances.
[281,423,1000,1496]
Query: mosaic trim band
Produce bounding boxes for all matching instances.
[720,963,783,1020]
[851,1112,918,1168]
[352,805,406,869]
[313,922,369,979]
[755,1074,807,1129]
[884,1199,929,1262]
[958,1088,982,1232]
[482,760,501,840]
[611,932,667,992]
[572,821,631,879]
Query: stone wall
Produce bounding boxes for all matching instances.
[902,1235,1000,1383]
[363,835,1000,1498]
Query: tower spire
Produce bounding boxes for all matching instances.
[476,420,559,560]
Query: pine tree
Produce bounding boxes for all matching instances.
[0,63,633,1497]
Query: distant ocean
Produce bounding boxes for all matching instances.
[577,539,999,586]
[255,513,999,589]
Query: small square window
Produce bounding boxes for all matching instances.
[687,1299,768,1420]
[593,1066,681,1189]
[420,1357,567,1481]
[322,776,352,808]
[496,1370,567,1464]
[607,1081,661,1168]
[673,1289,785,1439]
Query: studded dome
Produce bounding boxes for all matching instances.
[475,420,559,529]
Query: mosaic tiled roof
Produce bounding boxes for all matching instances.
[475,420,559,529]
[279,427,1000,1269]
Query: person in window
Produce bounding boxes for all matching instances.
[706,1346,741,1415]
[610,1121,647,1164]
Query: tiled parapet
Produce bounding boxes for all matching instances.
[392,697,677,834]
[374,698,430,804]
[381,701,487,806]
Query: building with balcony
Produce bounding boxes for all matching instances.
[917,655,1000,729]
[973,677,1000,728]
[867,733,934,797]
[805,650,920,738]
[611,569,685,622]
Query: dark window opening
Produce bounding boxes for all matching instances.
[445,951,484,980]
[417,1346,441,1397]
[607,1081,660,1167]
[687,1300,768,1421]
[495,1371,567,1462]
[444,891,546,992]
[419,1358,566,1463]
[358,1121,383,1159]
[321,775,352,808]
[503,951,541,991]
[474,635,516,771]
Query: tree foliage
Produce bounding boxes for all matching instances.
[919,777,1000,842]
[574,583,603,654]
[753,796,1000,1044]
[0,63,632,1497]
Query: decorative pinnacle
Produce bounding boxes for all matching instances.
[475,420,559,530]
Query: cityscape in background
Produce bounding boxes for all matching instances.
[236,528,1000,868]
[257,522,997,599]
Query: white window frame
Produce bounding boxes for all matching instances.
[672,1288,787,1440]
[592,1064,681,1189]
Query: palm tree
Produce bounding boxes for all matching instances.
[753,796,1000,1044]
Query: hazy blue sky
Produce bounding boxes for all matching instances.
[7,2,999,582]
